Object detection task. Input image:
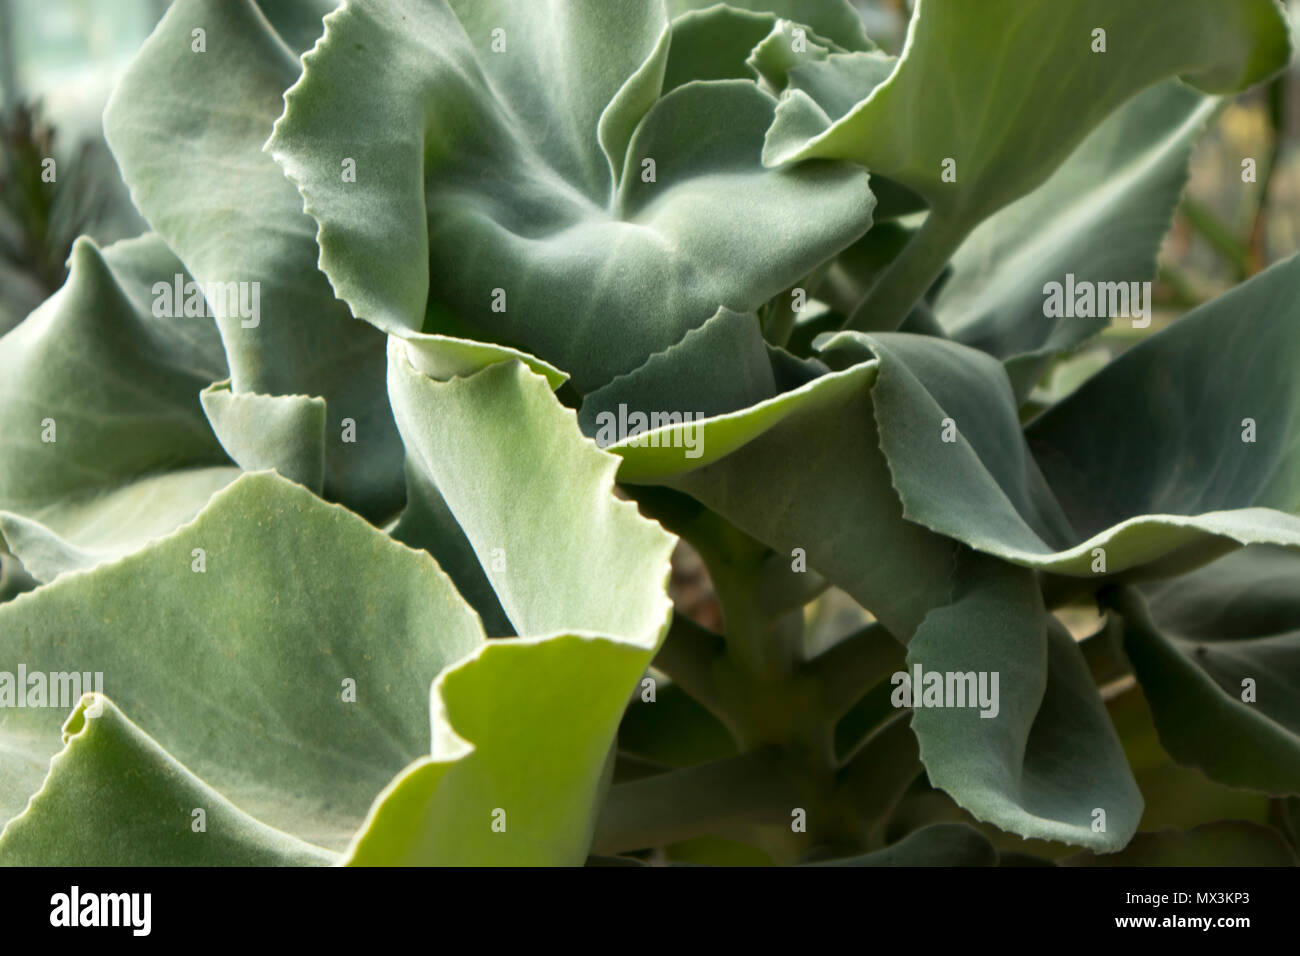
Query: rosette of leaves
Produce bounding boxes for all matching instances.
[0,0,1298,867]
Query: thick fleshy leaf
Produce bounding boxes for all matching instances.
[578,308,775,435]
[764,0,1290,330]
[1027,255,1300,548]
[906,556,1142,851]
[633,306,1298,671]
[574,295,847,484]
[0,473,484,853]
[447,0,668,202]
[747,18,896,147]
[103,0,402,519]
[600,350,871,484]
[767,51,896,131]
[389,353,673,641]
[267,0,874,391]
[664,5,869,100]
[346,351,675,864]
[0,469,240,584]
[662,358,957,639]
[0,697,332,866]
[663,5,785,94]
[257,0,340,55]
[821,327,1300,579]
[743,31,921,224]
[349,634,659,866]
[0,234,236,581]
[834,333,1077,545]
[386,331,567,639]
[618,335,969,642]
[1112,546,1300,795]
[401,332,567,391]
[390,461,514,639]
[933,81,1218,395]
[667,0,875,53]
[200,382,326,495]
[0,546,35,605]
[747,19,831,91]
[765,0,1287,208]
[1104,682,1270,831]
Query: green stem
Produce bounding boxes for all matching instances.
[763,263,832,348]
[842,213,968,333]
[622,487,875,850]
[835,713,923,846]
[1247,76,1287,274]
[592,748,798,855]
[633,488,803,682]
[802,622,904,723]
[651,612,731,722]
[1180,198,1250,279]
[1076,612,1132,688]
[756,555,828,618]
[896,298,948,337]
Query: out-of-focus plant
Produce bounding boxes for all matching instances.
[0,101,116,333]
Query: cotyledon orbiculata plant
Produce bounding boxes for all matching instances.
[1,0,1299,866]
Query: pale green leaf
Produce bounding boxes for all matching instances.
[667,0,875,53]
[1028,256,1300,559]
[346,350,675,864]
[0,234,236,582]
[764,0,1290,330]
[766,0,1287,213]
[267,0,874,391]
[389,461,514,639]
[933,81,1219,396]
[200,381,326,495]
[104,0,402,519]
[822,323,1300,578]
[1113,545,1300,795]
[663,5,785,93]
[0,697,333,866]
[579,308,776,436]
[447,0,669,202]
[662,357,957,639]
[907,558,1142,850]
[0,473,484,854]
[0,469,239,583]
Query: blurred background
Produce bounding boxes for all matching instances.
[0,0,162,333]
